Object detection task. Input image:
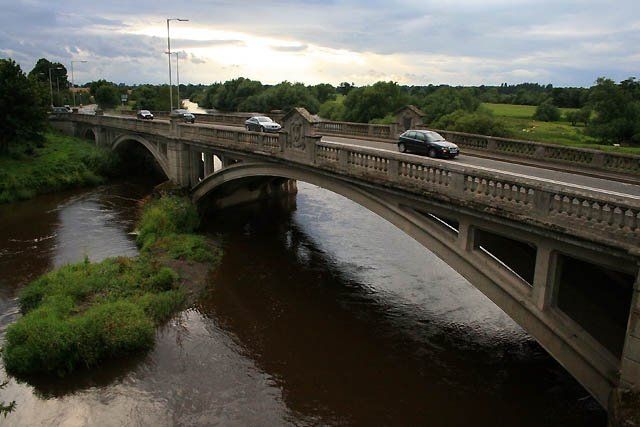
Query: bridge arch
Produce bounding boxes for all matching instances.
[83,127,96,142]
[111,134,170,179]
[192,161,618,406]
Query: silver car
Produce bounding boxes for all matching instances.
[171,109,195,123]
[245,116,281,132]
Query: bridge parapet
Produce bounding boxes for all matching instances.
[53,113,640,253]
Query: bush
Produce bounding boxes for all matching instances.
[3,257,184,377]
[432,109,509,137]
[533,102,561,122]
[136,196,200,248]
[0,132,119,204]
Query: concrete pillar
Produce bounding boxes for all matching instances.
[609,269,640,427]
[203,152,214,177]
[166,141,190,187]
[189,150,201,187]
[458,221,474,252]
[532,245,557,311]
[620,271,640,388]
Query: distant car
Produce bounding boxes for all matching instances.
[171,109,195,123]
[397,130,460,159]
[245,116,282,132]
[51,106,71,114]
[136,110,154,120]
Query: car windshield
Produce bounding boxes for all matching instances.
[140,110,150,114]
[256,117,273,123]
[426,131,445,142]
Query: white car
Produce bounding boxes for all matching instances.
[136,110,154,120]
[245,116,281,132]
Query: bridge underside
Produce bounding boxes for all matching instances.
[193,160,638,408]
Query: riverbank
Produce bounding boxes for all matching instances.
[0,131,119,204]
[2,194,222,377]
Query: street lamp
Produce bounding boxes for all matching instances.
[166,18,188,111]
[166,52,182,108]
[71,60,88,107]
[48,66,63,108]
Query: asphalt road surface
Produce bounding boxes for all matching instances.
[103,113,640,198]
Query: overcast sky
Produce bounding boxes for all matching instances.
[1,0,638,87]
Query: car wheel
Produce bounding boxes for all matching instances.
[260,126,265,132]
[428,148,437,158]
[398,143,406,153]
[246,125,250,131]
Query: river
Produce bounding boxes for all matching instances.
[0,180,606,426]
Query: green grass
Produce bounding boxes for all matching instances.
[0,131,120,204]
[2,195,220,377]
[480,103,640,154]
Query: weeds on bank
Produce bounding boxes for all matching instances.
[2,195,219,377]
[0,131,119,204]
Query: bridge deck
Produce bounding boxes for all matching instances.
[107,114,639,198]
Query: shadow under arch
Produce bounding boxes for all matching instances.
[83,128,96,142]
[191,161,614,406]
[111,134,170,180]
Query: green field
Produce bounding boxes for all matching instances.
[481,103,640,154]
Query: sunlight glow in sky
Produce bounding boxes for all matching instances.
[1,0,638,86]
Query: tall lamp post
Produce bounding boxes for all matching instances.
[71,60,88,107]
[48,66,63,108]
[173,52,182,108]
[166,18,188,111]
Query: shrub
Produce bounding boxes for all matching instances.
[3,256,184,377]
[533,102,561,122]
[432,109,509,137]
[136,196,200,248]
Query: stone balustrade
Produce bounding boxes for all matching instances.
[313,120,397,141]
[62,114,640,252]
[413,127,640,178]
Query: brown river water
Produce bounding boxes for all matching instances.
[0,180,606,426]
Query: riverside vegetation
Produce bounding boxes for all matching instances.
[2,195,222,377]
[0,131,120,204]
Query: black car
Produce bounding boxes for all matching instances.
[397,130,460,159]
[136,110,154,120]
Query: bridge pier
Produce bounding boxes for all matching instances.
[166,141,191,187]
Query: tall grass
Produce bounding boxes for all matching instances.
[2,196,220,377]
[0,131,119,204]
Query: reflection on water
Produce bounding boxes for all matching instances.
[0,181,605,426]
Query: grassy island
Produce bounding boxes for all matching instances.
[2,195,221,377]
[0,131,119,204]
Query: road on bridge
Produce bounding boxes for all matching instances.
[105,113,640,198]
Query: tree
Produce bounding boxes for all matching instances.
[421,87,480,124]
[240,81,320,113]
[0,59,48,153]
[311,83,336,104]
[342,81,409,123]
[587,77,640,144]
[213,78,263,111]
[433,109,509,137]
[533,101,561,121]
[28,58,69,88]
[95,85,120,109]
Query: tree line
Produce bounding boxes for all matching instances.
[1,56,639,151]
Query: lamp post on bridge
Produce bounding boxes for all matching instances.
[166,18,189,111]
[48,66,63,108]
[170,52,182,108]
[71,60,88,108]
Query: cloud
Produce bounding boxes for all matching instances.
[270,44,308,52]
[0,0,638,86]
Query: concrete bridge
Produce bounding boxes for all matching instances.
[51,111,640,416]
